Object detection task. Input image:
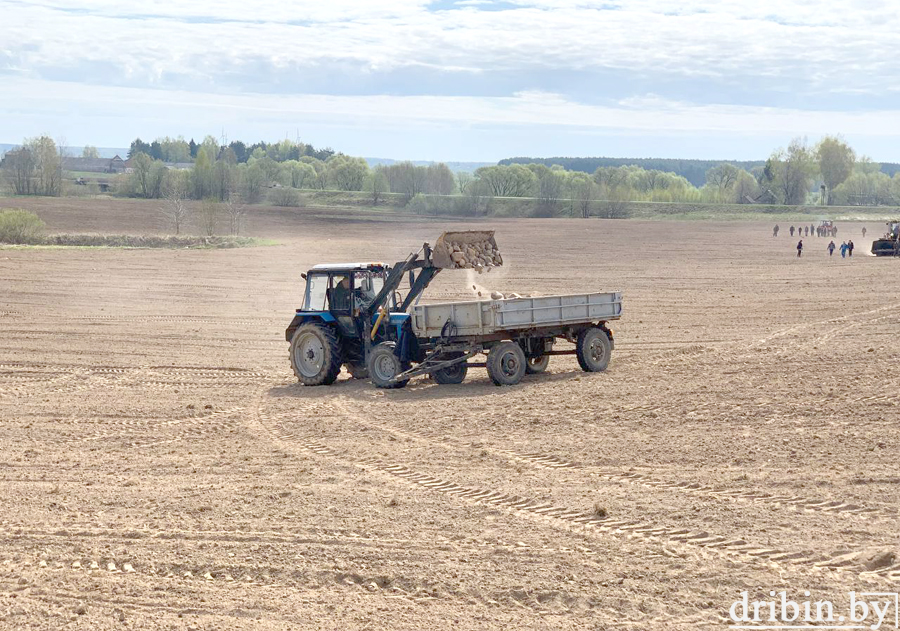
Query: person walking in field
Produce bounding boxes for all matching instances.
[840,241,848,258]
[804,226,809,237]
[790,226,795,237]
[773,225,780,237]
[862,226,867,238]
[810,223,815,236]
[848,240,854,257]
[828,240,835,256]
[797,240,803,257]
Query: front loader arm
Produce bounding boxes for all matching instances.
[363,242,439,320]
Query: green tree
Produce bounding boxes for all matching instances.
[283,161,317,189]
[191,148,214,199]
[705,164,741,200]
[530,164,563,216]
[424,163,455,195]
[568,172,596,218]
[241,163,266,203]
[816,136,855,204]
[855,156,881,175]
[475,164,536,197]
[128,138,151,159]
[81,145,100,159]
[732,170,759,204]
[326,155,369,191]
[364,169,388,205]
[771,138,815,205]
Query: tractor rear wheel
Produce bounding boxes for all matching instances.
[368,342,409,389]
[576,327,611,372]
[290,323,343,386]
[432,354,468,385]
[487,341,526,386]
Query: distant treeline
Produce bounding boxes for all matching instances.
[500,156,900,187]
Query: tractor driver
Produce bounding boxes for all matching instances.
[330,275,351,311]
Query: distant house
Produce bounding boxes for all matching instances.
[746,189,778,204]
[63,155,127,174]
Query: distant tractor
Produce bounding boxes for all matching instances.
[818,221,837,237]
[285,231,622,388]
[871,221,900,257]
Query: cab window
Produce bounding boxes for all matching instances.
[352,271,386,308]
[328,274,351,311]
[303,274,328,311]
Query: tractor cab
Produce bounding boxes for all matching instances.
[295,263,398,336]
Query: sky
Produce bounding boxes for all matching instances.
[1,0,899,162]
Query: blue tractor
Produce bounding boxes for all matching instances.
[284,232,483,388]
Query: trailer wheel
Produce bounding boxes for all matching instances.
[368,342,409,389]
[576,327,611,372]
[290,323,343,386]
[345,362,369,379]
[525,355,550,374]
[432,354,468,385]
[487,342,526,386]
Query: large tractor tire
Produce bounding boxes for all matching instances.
[487,341,526,386]
[576,327,611,372]
[432,354,468,385]
[367,342,409,389]
[290,323,343,386]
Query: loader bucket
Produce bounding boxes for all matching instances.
[432,230,502,269]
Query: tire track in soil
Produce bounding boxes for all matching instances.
[247,388,723,627]
[641,301,900,369]
[74,406,246,446]
[251,394,896,591]
[0,361,272,402]
[329,397,897,524]
[0,372,100,400]
[1,547,680,620]
[324,397,900,581]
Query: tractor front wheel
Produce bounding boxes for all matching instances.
[368,342,409,389]
[290,323,343,386]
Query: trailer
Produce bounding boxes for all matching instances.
[382,292,622,386]
[285,231,623,388]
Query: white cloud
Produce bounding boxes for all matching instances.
[1,0,898,158]
[4,77,899,137]
[1,0,898,94]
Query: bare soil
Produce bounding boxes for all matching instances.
[1,199,897,629]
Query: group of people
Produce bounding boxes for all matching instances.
[796,239,855,258]
[774,224,838,238]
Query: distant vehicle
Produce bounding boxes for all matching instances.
[871,221,900,257]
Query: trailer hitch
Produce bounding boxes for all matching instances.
[390,349,478,383]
